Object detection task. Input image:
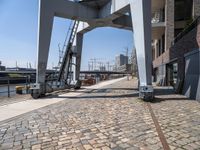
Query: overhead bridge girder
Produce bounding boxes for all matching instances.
[31,0,154,100]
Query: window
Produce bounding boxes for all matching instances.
[175,0,193,21]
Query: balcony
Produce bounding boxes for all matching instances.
[152,10,165,27]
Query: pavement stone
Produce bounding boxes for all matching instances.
[151,88,200,150]
[0,78,199,150]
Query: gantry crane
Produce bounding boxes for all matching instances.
[30,0,154,100]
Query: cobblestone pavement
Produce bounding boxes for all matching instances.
[0,78,199,150]
[152,91,200,150]
[0,95,32,106]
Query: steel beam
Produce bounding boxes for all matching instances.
[31,0,97,98]
[31,0,55,98]
[99,0,130,19]
[72,33,84,89]
[72,22,95,89]
[130,0,154,100]
[111,15,132,30]
[75,33,83,81]
[50,0,98,21]
[32,0,154,100]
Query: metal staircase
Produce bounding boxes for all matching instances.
[58,20,79,86]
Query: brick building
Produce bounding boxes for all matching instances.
[151,0,200,100]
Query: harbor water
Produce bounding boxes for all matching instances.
[0,85,28,97]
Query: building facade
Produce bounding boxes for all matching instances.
[152,0,200,100]
[115,54,128,70]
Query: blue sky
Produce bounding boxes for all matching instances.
[0,0,134,70]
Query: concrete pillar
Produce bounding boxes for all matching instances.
[130,0,154,100]
[193,0,200,19]
[165,0,174,51]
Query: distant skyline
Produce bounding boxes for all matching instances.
[0,0,134,70]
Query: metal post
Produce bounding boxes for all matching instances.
[74,33,83,89]
[7,78,10,98]
[26,76,28,94]
[130,0,154,100]
[30,0,54,99]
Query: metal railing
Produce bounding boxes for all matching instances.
[0,77,31,97]
[173,16,200,44]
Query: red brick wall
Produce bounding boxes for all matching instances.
[153,19,200,82]
[153,50,170,68]
[170,24,199,80]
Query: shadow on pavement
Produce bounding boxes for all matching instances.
[56,88,139,94]
[154,88,175,95]
[48,93,139,99]
[43,86,139,99]
[150,97,190,103]
[150,87,193,103]
[43,86,193,103]
[102,88,139,91]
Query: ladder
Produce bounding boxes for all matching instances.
[58,20,79,85]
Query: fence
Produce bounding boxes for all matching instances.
[0,77,31,98]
